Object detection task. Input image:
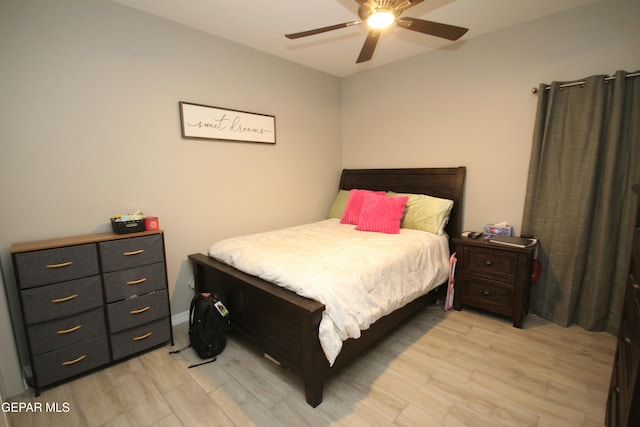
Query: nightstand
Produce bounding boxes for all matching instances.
[452,236,538,328]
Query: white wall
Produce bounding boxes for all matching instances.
[0,0,342,396]
[341,0,640,234]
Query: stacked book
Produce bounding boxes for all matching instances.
[489,235,537,248]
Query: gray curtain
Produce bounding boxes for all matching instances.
[522,70,640,333]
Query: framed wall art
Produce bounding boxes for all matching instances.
[179,101,276,144]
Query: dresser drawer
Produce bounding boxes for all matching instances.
[107,290,169,333]
[27,307,106,355]
[32,335,110,387]
[628,274,640,319]
[464,246,518,282]
[607,360,620,427]
[462,277,514,316]
[111,317,171,360]
[617,319,632,400]
[21,275,103,324]
[622,284,640,364]
[99,234,164,273]
[102,262,167,303]
[631,228,639,284]
[14,244,99,289]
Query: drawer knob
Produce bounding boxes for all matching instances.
[62,354,86,366]
[130,306,151,315]
[51,294,78,304]
[56,325,82,335]
[133,332,152,341]
[625,336,632,345]
[46,261,73,269]
[484,261,493,266]
[123,249,144,256]
[634,283,639,290]
[127,278,148,285]
[482,290,491,296]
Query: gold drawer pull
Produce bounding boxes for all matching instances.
[123,249,144,256]
[130,306,150,315]
[62,355,86,366]
[52,294,78,303]
[625,336,632,345]
[57,325,82,335]
[46,261,73,269]
[484,261,494,266]
[634,283,639,290]
[133,332,152,341]
[127,278,147,285]
[482,290,492,296]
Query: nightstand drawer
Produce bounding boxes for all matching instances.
[462,277,514,316]
[27,307,106,355]
[107,290,169,333]
[99,234,164,273]
[103,262,167,303]
[464,246,518,282]
[14,244,99,289]
[21,275,103,324]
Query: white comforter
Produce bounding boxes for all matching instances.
[208,218,450,365]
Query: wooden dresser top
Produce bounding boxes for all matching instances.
[10,230,164,254]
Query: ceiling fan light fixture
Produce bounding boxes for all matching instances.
[284,1,470,64]
[367,10,395,29]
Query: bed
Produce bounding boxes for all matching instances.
[188,167,466,407]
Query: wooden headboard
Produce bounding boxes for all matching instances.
[339,167,467,238]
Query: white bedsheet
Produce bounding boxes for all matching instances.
[208,218,450,365]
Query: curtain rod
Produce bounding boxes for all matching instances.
[531,71,640,94]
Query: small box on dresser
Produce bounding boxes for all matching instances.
[606,184,640,427]
[11,230,173,395]
[452,236,538,328]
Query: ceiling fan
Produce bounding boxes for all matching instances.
[285,0,469,64]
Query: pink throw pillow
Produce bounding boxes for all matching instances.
[356,194,409,234]
[340,189,386,225]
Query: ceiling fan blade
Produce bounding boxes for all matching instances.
[285,20,361,39]
[397,17,468,41]
[356,30,381,63]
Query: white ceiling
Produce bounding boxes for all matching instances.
[109,0,599,77]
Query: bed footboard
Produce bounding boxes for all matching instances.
[188,252,438,407]
[188,253,327,406]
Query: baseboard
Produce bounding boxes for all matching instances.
[171,310,189,326]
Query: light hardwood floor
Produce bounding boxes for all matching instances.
[6,304,616,427]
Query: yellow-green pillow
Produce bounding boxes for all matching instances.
[328,189,350,219]
[389,192,454,234]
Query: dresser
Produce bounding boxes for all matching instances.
[606,184,640,427]
[452,236,538,328]
[11,230,173,395]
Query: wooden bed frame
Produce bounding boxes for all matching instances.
[188,167,466,407]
